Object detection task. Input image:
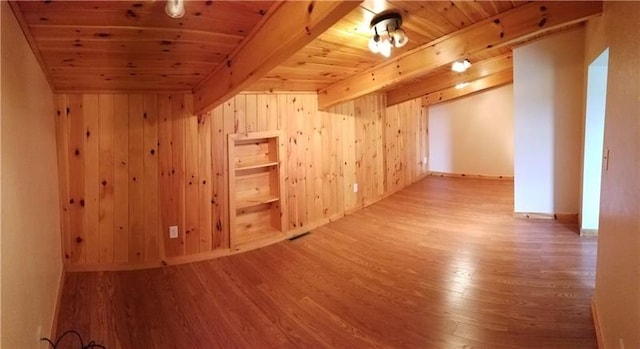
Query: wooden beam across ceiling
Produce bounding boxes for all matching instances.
[317,1,602,110]
[386,52,513,107]
[422,69,513,107]
[194,0,361,115]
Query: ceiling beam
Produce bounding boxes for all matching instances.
[386,52,513,107]
[194,1,361,115]
[318,1,602,110]
[422,69,513,107]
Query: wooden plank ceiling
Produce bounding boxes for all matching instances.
[13,0,276,92]
[12,1,602,111]
[248,0,521,92]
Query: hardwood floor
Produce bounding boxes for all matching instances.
[56,177,598,348]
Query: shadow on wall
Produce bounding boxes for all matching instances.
[429,84,514,177]
[514,27,585,216]
[551,30,585,216]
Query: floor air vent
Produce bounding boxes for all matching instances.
[288,231,311,241]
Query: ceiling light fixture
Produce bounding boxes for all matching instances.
[451,59,472,73]
[368,12,409,58]
[165,0,185,19]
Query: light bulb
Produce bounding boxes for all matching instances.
[368,36,380,53]
[392,28,408,48]
[165,0,185,19]
[379,39,392,58]
[451,59,471,72]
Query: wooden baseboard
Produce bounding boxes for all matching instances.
[428,171,514,180]
[49,270,66,339]
[64,169,436,272]
[513,212,579,224]
[556,213,580,223]
[514,212,555,220]
[581,228,598,236]
[591,299,604,349]
[65,212,346,272]
[65,171,441,272]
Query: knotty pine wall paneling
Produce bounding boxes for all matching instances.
[128,94,145,263]
[113,95,129,263]
[337,101,357,211]
[384,98,430,194]
[67,94,85,263]
[197,106,212,253]
[55,92,427,270]
[185,96,200,256]
[355,95,385,209]
[54,95,72,263]
[143,95,161,261]
[84,95,100,264]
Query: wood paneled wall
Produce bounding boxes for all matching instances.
[54,93,429,270]
[385,98,429,194]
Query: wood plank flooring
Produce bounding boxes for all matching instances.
[56,177,598,348]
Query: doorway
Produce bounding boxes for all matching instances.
[580,49,609,235]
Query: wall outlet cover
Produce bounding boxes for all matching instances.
[353,183,358,192]
[169,225,179,239]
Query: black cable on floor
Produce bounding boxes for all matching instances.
[41,329,106,349]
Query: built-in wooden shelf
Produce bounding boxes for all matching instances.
[228,131,285,250]
[235,161,279,171]
[236,193,280,210]
[234,227,283,250]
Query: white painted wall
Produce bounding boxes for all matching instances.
[428,84,514,177]
[1,2,62,347]
[513,27,585,215]
[581,50,608,232]
[587,3,640,348]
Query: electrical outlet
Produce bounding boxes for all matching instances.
[423,157,427,165]
[353,183,358,193]
[169,225,179,239]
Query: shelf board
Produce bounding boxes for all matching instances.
[235,161,278,171]
[236,193,279,210]
[234,226,283,250]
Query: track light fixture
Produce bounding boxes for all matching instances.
[165,0,185,19]
[451,59,472,73]
[368,12,409,58]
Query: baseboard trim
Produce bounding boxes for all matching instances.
[514,212,555,220]
[63,171,439,272]
[64,212,346,272]
[513,212,579,224]
[555,213,580,223]
[591,299,604,349]
[581,228,598,236]
[49,269,66,339]
[428,171,514,180]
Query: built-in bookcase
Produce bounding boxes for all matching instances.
[228,131,285,250]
